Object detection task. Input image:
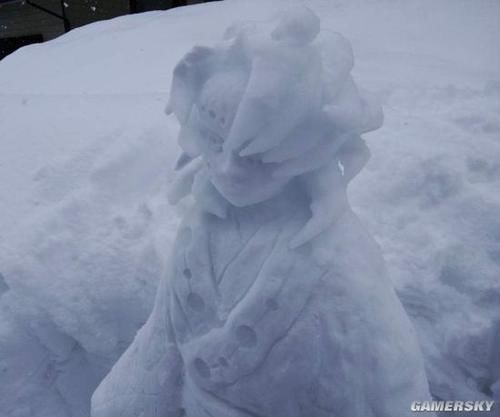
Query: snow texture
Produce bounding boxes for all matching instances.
[89,6,433,417]
[0,0,499,416]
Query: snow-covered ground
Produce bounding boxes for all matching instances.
[0,0,499,416]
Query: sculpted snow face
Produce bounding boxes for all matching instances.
[190,70,290,207]
[91,7,434,417]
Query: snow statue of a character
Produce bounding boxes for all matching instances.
[92,7,433,417]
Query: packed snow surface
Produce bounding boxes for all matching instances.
[0,0,499,416]
[91,7,432,417]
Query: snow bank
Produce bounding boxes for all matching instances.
[0,0,499,416]
[0,94,179,416]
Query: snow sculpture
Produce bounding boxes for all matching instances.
[92,7,433,417]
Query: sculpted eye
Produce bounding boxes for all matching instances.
[209,132,223,151]
[199,127,224,152]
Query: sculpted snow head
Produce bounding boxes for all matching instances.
[167,6,383,243]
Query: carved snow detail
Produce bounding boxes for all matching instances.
[91,6,433,417]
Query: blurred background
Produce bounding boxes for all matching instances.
[0,0,219,59]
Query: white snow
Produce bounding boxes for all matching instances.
[0,0,499,416]
[91,9,432,416]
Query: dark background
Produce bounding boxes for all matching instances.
[0,0,220,59]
